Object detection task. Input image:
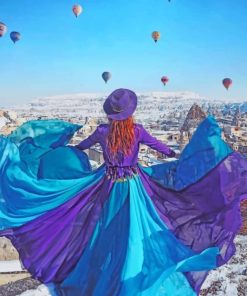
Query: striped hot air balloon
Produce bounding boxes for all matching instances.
[72,4,83,18]
[0,22,7,37]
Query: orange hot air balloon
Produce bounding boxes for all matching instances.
[0,22,7,37]
[72,4,83,18]
[222,78,232,90]
[152,31,160,43]
[161,76,169,86]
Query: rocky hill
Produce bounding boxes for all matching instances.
[240,200,247,235]
[180,103,207,133]
[0,238,19,261]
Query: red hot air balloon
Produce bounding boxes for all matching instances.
[72,4,83,18]
[222,78,232,90]
[161,76,169,86]
[0,22,7,37]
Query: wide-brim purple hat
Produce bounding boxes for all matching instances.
[103,88,137,120]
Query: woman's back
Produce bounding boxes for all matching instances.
[93,123,141,166]
[76,123,174,179]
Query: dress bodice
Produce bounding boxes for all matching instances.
[76,123,174,180]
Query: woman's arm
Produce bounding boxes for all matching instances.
[75,127,100,150]
[140,125,176,157]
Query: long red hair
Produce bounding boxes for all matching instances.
[107,116,135,157]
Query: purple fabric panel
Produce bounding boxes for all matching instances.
[2,177,113,283]
[139,152,247,293]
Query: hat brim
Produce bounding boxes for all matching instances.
[103,93,137,120]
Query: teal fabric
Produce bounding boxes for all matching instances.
[141,115,233,190]
[0,119,104,230]
[38,146,92,179]
[55,176,219,296]
[9,120,83,177]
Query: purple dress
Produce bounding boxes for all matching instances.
[0,116,246,296]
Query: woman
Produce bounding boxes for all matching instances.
[0,88,246,296]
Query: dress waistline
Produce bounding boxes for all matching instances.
[105,165,139,182]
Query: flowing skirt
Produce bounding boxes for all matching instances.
[0,116,246,295]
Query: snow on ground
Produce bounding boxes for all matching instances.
[17,236,247,296]
[200,235,247,296]
[18,283,56,296]
[0,261,24,273]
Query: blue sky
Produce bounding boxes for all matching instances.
[0,0,247,106]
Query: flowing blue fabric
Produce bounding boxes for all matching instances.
[0,119,104,230]
[141,115,233,190]
[55,177,219,296]
[8,120,84,177]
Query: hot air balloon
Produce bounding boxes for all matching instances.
[102,72,111,83]
[0,22,7,37]
[222,78,232,90]
[161,76,169,86]
[10,31,21,43]
[72,4,83,18]
[152,31,160,43]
